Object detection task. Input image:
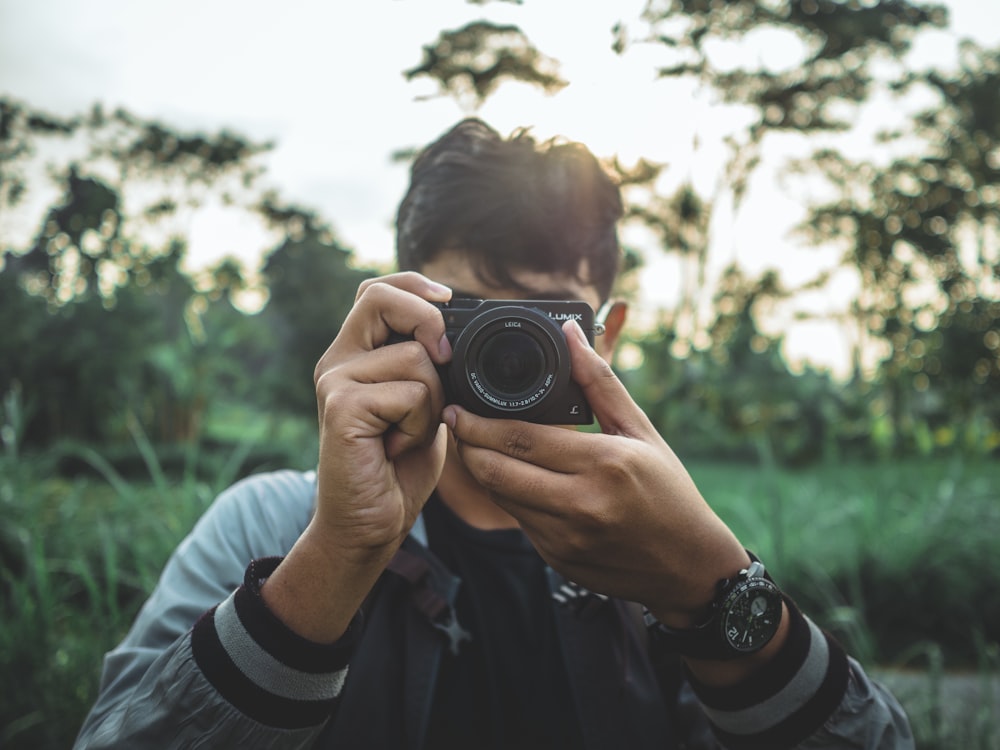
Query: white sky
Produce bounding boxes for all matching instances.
[2,0,998,376]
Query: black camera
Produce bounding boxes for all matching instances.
[394,299,598,424]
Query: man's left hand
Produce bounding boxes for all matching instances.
[444,319,750,628]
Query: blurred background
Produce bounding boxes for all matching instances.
[1,1,998,748]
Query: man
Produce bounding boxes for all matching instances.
[76,119,912,748]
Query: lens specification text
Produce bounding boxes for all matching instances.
[470,371,554,409]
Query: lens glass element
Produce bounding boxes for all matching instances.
[477,330,545,396]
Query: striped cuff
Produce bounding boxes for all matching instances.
[191,557,362,729]
[686,598,849,749]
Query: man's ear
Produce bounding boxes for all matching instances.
[594,300,628,364]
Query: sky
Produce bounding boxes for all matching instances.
[2,0,999,375]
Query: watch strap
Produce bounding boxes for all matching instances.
[644,552,783,660]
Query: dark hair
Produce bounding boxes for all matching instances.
[395,118,623,302]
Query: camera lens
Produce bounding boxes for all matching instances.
[448,304,573,419]
[477,331,546,396]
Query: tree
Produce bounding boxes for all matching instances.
[0,99,270,446]
[405,20,567,110]
[1,98,269,305]
[258,202,376,415]
[794,41,1000,449]
[635,0,947,196]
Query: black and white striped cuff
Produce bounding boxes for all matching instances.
[686,598,849,749]
[191,557,362,730]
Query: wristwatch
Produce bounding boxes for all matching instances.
[644,554,784,660]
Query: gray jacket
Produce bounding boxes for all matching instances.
[75,470,914,749]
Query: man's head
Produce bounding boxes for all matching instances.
[395,118,623,305]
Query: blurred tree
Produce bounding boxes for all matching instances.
[0,100,270,447]
[623,265,847,465]
[613,0,1000,457]
[635,0,948,204]
[405,20,567,110]
[1,98,269,306]
[258,201,376,416]
[795,41,1000,451]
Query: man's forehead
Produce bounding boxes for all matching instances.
[420,251,601,306]
[449,281,586,301]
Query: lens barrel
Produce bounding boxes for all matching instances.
[448,305,569,419]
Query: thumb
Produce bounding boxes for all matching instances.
[563,319,650,438]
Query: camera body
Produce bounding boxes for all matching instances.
[428,298,596,424]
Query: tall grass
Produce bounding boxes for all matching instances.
[0,400,281,750]
[689,456,1000,668]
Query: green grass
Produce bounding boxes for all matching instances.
[1,446,998,749]
[690,456,1000,668]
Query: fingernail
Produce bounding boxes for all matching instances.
[427,281,452,297]
[438,334,452,360]
[566,319,588,347]
[442,406,457,430]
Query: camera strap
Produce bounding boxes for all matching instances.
[386,547,472,656]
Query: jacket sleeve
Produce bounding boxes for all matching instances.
[682,599,914,750]
[73,470,360,749]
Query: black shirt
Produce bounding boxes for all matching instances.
[421,494,585,750]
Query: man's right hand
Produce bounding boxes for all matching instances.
[261,273,452,643]
[312,272,454,560]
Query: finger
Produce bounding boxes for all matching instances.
[562,319,653,439]
[331,379,442,456]
[383,379,443,460]
[391,423,449,498]
[327,339,444,397]
[354,271,452,304]
[321,282,452,374]
[318,341,446,444]
[444,405,588,475]
[452,433,571,520]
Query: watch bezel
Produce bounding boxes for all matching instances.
[718,574,783,654]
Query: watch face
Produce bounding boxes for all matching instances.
[720,578,782,653]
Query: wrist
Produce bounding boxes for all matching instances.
[646,548,753,629]
[261,524,390,644]
[644,551,784,664]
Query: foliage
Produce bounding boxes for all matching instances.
[622,266,865,466]
[258,205,376,415]
[792,41,1000,449]
[0,100,379,448]
[405,20,567,109]
[0,407,266,749]
[584,2,1000,457]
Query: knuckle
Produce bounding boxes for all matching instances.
[580,356,617,390]
[594,447,633,486]
[396,339,429,368]
[355,277,391,303]
[604,453,630,480]
[356,279,401,311]
[502,426,534,458]
[402,379,432,406]
[414,304,446,336]
[316,382,346,426]
[571,495,609,536]
[354,279,373,302]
